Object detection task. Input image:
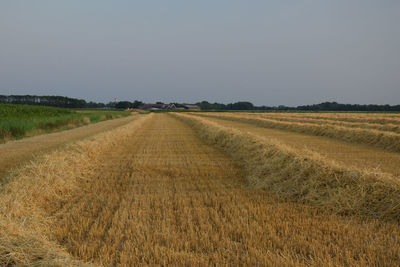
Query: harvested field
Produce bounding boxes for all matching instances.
[175,113,400,219]
[1,113,400,266]
[195,112,400,152]
[247,114,400,134]
[0,115,140,181]
[189,114,400,177]
[254,112,400,125]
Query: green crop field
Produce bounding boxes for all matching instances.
[0,104,130,142]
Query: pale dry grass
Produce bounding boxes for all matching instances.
[174,113,400,221]
[1,113,400,266]
[193,115,400,177]
[48,114,400,265]
[253,112,400,125]
[0,114,150,266]
[82,116,91,124]
[0,115,140,181]
[196,113,400,152]
[245,113,400,134]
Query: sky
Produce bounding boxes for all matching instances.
[0,1,399,106]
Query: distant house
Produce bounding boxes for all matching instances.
[183,104,200,110]
[138,103,176,110]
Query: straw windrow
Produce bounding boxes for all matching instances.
[194,113,400,152]
[0,114,150,266]
[248,113,400,134]
[173,113,400,221]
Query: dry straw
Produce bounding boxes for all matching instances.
[1,112,400,265]
[251,114,400,134]
[256,112,400,125]
[196,113,400,153]
[0,114,150,266]
[174,113,400,221]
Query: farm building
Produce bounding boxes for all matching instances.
[138,103,176,110]
[183,104,200,110]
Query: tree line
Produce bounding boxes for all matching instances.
[0,95,123,109]
[195,101,400,111]
[0,95,90,108]
[1,95,399,111]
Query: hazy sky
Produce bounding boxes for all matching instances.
[1,1,399,106]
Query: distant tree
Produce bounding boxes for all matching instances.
[156,101,164,104]
[295,102,400,111]
[227,101,254,110]
[0,95,88,108]
[2,95,399,111]
[196,101,227,110]
[276,105,291,110]
[115,101,132,109]
[255,105,273,110]
[132,100,144,108]
[87,101,106,108]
